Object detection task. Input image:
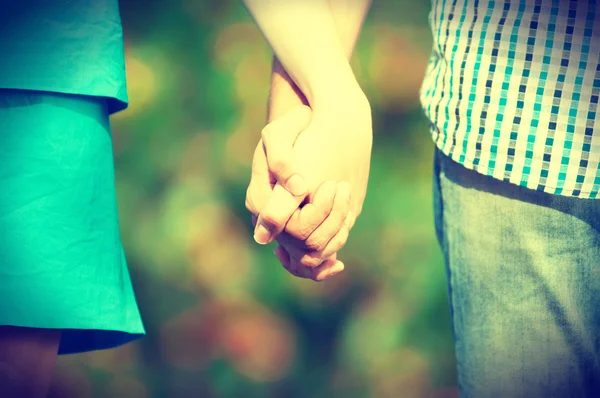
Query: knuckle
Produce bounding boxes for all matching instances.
[317,182,337,206]
[260,210,284,230]
[286,210,318,240]
[310,203,332,223]
[260,124,275,142]
[318,206,333,220]
[306,235,328,252]
[300,255,322,268]
[297,224,315,240]
[269,156,289,176]
[327,207,345,223]
[282,217,296,234]
[287,220,313,240]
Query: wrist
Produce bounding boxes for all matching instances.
[311,83,372,140]
[267,57,368,124]
[270,43,359,108]
[301,60,362,107]
[268,57,309,122]
[311,77,369,116]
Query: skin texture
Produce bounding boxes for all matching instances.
[244,0,373,281]
[0,326,61,397]
[245,66,372,281]
[246,104,355,281]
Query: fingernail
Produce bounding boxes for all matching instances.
[286,174,307,196]
[254,224,272,245]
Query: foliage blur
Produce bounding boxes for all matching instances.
[50,0,458,397]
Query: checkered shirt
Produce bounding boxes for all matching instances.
[420,0,600,198]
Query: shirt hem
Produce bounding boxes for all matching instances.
[432,138,600,200]
[0,82,128,115]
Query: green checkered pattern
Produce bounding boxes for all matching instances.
[421,0,600,198]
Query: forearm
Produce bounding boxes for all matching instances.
[267,57,309,122]
[266,0,372,121]
[244,0,367,106]
[329,0,373,58]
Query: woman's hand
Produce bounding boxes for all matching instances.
[246,89,372,281]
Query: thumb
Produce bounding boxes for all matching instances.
[261,105,311,196]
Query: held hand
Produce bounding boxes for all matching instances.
[262,93,371,235]
[250,199,347,281]
[256,91,372,273]
[250,106,313,247]
[279,179,355,269]
[273,179,353,280]
[246,107,347,281]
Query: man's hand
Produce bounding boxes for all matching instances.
[246,106,350,281]
[242,0,373,281]
[253,89,372,273]
[258,90,372,237]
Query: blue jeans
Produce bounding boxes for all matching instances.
[433,147,600,397]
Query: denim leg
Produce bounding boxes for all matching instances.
[433,147,600,398]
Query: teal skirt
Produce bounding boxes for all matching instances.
[0,89,144,354]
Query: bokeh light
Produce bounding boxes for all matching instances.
[49,1,456,397]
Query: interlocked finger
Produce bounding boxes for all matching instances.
[299,210,355,267]
[274,245,344,281]
[254,183,302,245]
[284,180,339,241]
[295,182,351,267]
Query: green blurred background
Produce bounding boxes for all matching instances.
[50,1,458,397]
